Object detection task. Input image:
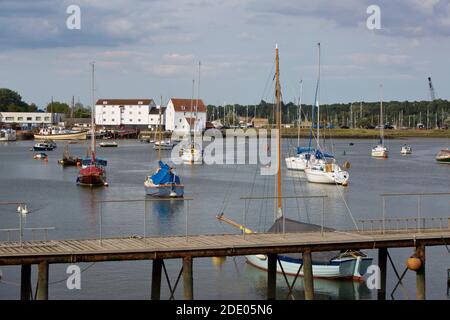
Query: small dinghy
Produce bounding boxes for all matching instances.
[99,141,118,148]
[401,144,412,155]
[33,152,48,160]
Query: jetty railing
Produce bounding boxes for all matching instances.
[96,198,194,245]
[357,217,450,233]
[378,192,450,234]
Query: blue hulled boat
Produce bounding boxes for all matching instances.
[144,161,184,198]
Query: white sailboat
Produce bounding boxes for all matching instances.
[218,45,371,280]
[181,62,203,165]
[371,85,388,158]
[400,144,412,155]
[285,80,317,171]
[304,43,349,186]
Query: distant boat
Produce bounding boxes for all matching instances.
[401,145,412,155]
[436,149,450,163]
[77,63,108,187]
[153,140,174,150]
[34,127,87,140]
[286,147,317,171]
[144,160,184,197]
[371,85,388,158]
[99,141,118,148]
[58,144,81,166]
[33,152,48,160]
[0,128,16,141]
[31,142,55,151]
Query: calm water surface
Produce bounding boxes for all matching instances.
[0,137,449,300]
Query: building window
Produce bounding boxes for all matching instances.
[36,117,42,121]
[179,119,182,123]
[175,125,178,129]
[5,117,14,121]
[44,117,50,121]
[17,117,23,121]
[103,119,106,122]
[103,111,106,114]
[27,117,32,121]
[112,111,115,114]
[112,119,115,122]
[138,112,141,115]
[138,119,141,122]
[129,119,132,122]
[129,111,132,115]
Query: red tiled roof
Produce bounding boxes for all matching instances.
[170,98,206,113]
[96,99,153,106]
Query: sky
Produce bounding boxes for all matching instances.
[1,0,450,108]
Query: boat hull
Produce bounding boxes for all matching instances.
[77,166,107,187]
[305,168,349,185]
[34,131,87,140]
[436,150,450,163]
[285,156,307,171]
[145,184,184,197]
[246,254,372,280]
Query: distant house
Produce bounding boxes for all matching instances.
[165,98,207,133]
[95,99,156,127]
[251,118,269,128]
[0,112,64,129]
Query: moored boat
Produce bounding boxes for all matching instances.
[33,152,48,160]
[371,85,388,158]
[436,149,450,163]
[34,127,88,140]
[58,144,81,166]
[144,160,184,197]
[0,128,16,141]
[31,142,55,151]
[401,144,412,155]
[99,141,118,148]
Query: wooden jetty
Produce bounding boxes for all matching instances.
[1,227,450,300]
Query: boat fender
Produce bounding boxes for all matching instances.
[256,254,267,261]
[407,256,422,271]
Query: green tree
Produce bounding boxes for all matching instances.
[0,88,30,112]
[46,101,70,114]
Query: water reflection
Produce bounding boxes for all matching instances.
[244,262,373,300]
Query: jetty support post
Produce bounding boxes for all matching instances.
[183,256,193,300]
[36,261,49,300]
[303,250,314,300]
[378,248,387,300]
[416,244,426,300]
[151,259,163,300]
[20,264,32,300]
[267,254,277,300]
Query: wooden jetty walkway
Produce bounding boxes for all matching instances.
[1,228,450,300]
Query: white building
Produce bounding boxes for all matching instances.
[95,99,156,127]
[0,112,63,128]
[148,106,166,130]
[165,98,207,133]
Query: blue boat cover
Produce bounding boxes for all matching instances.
[296,147,315,154]
[315,150,334,159]
[82,157,107,167]
[151,161,181,185]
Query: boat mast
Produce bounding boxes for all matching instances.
[275,44,283,220]
[195,61,201,134]
[158,95,163,161]
[189,79,195,141]
[91,62,96,161]
[316,43,321,150]
[297,80,303,146]
[380,84,384,144]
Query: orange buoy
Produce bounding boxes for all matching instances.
[407,257,422,271]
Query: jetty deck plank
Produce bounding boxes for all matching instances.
[1,229,450,265]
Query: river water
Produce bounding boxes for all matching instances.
[0,137,449,300]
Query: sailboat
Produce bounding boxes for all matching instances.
[371,85,388,158]
[58,144,81,166]
[218,45,371,280]
[285,81,317,171]
[181,62,203,165]
[153,98,175,150]
[304,43,350,186]
[76,63,108,187]
[144,98,184,197]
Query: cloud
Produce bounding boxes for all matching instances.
[245,0,450,38]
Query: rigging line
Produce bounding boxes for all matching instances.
[219,164,239,214]
[245,162,261,223]
[333,181,359,231]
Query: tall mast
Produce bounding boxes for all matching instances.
[91,62,96,160]
[190,79,195,139]
[275,44,282,219]
[380,84,384,144]
[297,80,303,146]
[316,43,321,149]
[158,96,163,161]
[195,61,201,133]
